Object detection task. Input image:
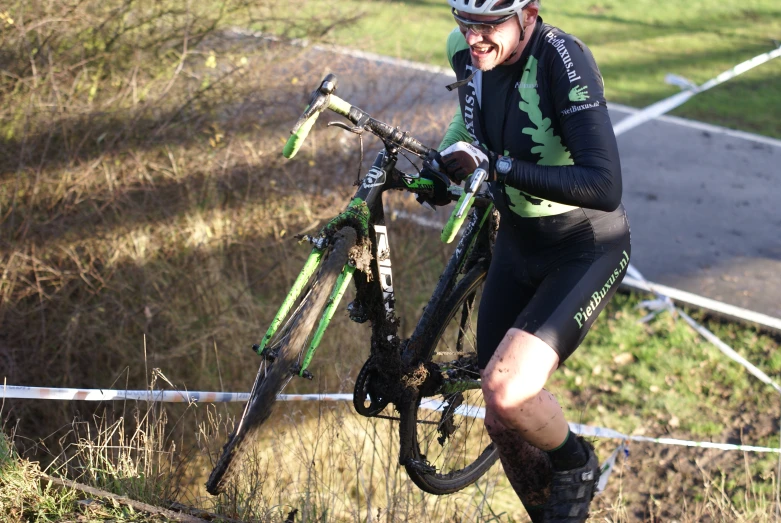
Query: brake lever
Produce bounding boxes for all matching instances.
[455,168,488,218]
[416,196,436,212]
[328,121,363,135]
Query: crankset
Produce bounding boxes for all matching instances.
[353,357,391,416]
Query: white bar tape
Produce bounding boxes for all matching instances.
[612,44,781,137]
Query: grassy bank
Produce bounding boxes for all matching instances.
[273,0,781,138]
[2,0,781,521]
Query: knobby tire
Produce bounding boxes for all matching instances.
[400,264,498,495]
[206,227,357,495]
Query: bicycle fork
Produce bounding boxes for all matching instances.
[253,248,355,379]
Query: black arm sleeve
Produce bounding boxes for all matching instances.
[503,35,622,212]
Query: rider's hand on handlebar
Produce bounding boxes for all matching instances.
[436,142,497,184]
[418,166,452,207]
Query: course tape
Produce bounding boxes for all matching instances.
[415,398,781,454]
[612,44,781,137]
[678,309,781,395]
[4,385,776,454]
[569,423,780,454]
[396,206,781,333]
[621,275,781,333]
[625,266,781,395]
[0,385,350,404]
[596,441,629,494]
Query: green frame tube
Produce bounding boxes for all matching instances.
[441,190,474,244]
[256,248,324,354]
[298,264,356,375]
[457,203,494,274]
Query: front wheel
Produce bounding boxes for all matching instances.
[399,265,498,495]
[206,227,357,495]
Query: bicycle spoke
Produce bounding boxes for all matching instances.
[402,266,497,494]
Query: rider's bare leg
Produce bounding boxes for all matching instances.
[482,328,600,522]
[481,328,568,450]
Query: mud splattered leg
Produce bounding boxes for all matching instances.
[485,407,552,511]
[480,328,565,521]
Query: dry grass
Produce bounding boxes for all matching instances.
[3,398,779,522]
[0,3,450,429]
[190,402,515,522]
[0,0,384,438]
[2,1,781,522]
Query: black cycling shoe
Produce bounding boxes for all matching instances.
[543,438,600,522]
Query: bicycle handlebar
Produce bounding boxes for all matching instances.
[283,74,487,244]
[283,74,433,160]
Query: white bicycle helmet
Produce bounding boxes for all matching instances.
[448,0,533,16]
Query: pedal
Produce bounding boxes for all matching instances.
[347,300,369,323]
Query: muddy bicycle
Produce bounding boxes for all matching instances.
[206,74,500,496]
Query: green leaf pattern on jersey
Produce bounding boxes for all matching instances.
[502,55,577,217]
[518,56,573,166]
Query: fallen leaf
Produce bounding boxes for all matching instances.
[613,352,635,366]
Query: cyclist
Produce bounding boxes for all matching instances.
[423,0,631,521]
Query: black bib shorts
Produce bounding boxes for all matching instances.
[476,205,631,368]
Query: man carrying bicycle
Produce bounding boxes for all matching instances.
[425,0,631,521]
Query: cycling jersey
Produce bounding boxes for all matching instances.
[440,17,631,364]
[441,17,622,219]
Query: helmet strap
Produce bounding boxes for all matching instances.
[517,10,528,43]
[502,13,527,63]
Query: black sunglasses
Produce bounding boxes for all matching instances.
[452,8,517,36]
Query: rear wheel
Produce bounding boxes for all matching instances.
[400,265,498,495]
[206,227,357,495]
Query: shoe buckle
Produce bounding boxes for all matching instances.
[581,470,594,481]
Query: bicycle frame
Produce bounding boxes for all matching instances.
[207,73,499,496]
[256,145,494,384]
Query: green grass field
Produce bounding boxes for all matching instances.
[267,0,781,138]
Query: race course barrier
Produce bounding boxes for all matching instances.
[5,383,777,456]
[0,386,352,404]
[611,43,781,137]
[6,383,780,494]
